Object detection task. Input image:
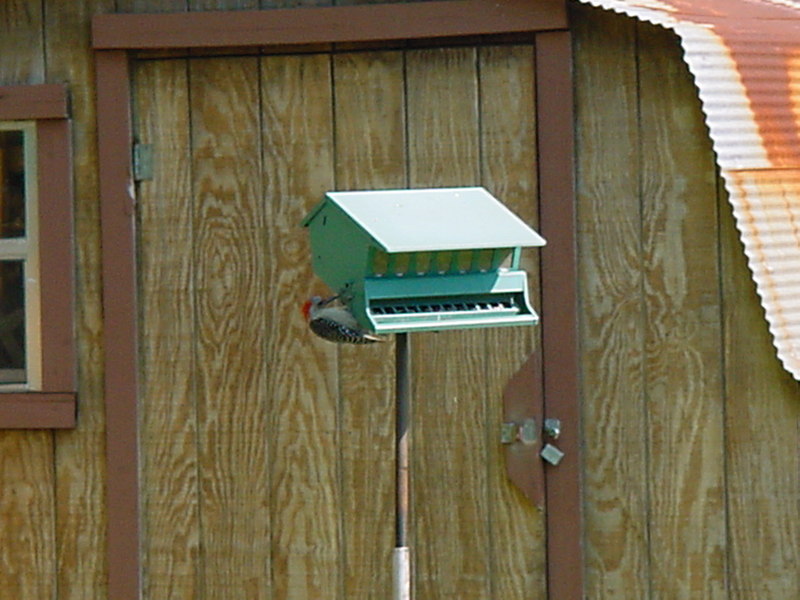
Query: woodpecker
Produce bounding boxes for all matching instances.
[301,296,384,344]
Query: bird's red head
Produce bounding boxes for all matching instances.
[301,299,313,321]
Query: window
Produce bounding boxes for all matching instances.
[0,84,75,428]
[0,122,39,387]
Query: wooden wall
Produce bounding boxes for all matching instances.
[0,2,109,599]
[132,43,545,598]
[573,4,800,599]
[0,1,797,599]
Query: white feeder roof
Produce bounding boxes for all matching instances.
[307,187,545,253]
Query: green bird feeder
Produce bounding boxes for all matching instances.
[301,186,546,335]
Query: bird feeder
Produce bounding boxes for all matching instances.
[301,187,545,335]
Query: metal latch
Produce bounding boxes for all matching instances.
[540,418,564,465]
[501,418,537,445]
[543,418,561,439]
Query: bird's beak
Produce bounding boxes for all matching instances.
[320,295,339,307]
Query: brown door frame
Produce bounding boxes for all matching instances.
[92,2,580,598]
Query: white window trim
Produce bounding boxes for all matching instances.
[0,121,41,391]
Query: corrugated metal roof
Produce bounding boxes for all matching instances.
[577,0,800,379]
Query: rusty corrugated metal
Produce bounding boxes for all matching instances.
[577,0,800,379]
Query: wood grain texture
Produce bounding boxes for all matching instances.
[135,59,202,599]
[478,43,547,600]
[406,46,493,600]
[46,1,113,596]
[0,0,44,84]
[116,0,189,13]
[190,56,272,599]
[720,185,800,598]
[637,22,727,599]
[0,5,56,600]
[572,6,651,598]
[0,431,56,599]
[260,53,341,599]
[332,50,404,599]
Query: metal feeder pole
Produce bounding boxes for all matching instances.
[394,332,411,600]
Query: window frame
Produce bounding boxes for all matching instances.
[0,84,76,429]
[0,121,41,388]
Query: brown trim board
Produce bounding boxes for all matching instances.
[93,3,579,598]
[0,83,69,120]
[537,30,584,599]
[38,119,77,393]
[95,50,141,600]
[0,394,76,429]
[92,0,566,49]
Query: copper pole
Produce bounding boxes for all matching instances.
[394,332,411,599]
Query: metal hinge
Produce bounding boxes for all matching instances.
[133,143,154,181]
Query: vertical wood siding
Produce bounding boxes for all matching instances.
[0,2,797,599]
[135,58,201,599]
[332,50,403,598]
[260,53,341,599]
[134,43,545,598]
[573,3,800,599]
[0,1,109,599]
[0,5,56,598]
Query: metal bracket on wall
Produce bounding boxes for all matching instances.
[501,352,545,508]
[501,418,538,445]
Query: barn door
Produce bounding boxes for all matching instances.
[132,45,545,599]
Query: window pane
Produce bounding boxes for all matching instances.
[0,260,25,382]
[0,130,26,238]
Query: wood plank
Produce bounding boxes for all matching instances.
[260,53,341,599]
[96,49,141,600]
[478,43,547,600]
[535,30,584,599]
[0,5,55,600]
[0,84,69,120]
[37,119,76,394]
[572,6,651,598]
[45,2,113,598]
[0,0,45,83]
[332,50,405,599]
[191,0,259,9]
[721,183,800,597]
[190,56,271,599]
[406,46,492,600]
[135,58,202,599]
[116,0,188,13]
[0,431,56,599]
[637,22,727,599]
[263,0,332,8]
[92,0,567,50]
[0,394,75,428]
